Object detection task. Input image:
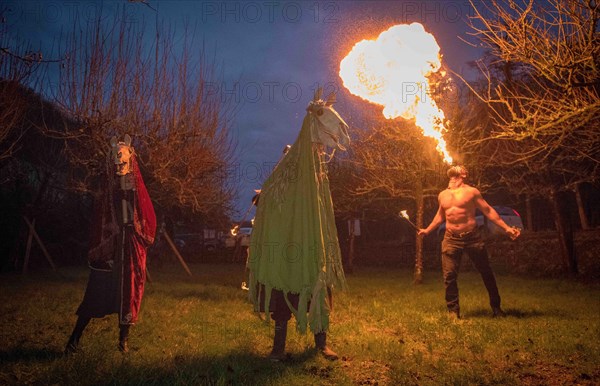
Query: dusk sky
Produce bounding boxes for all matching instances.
[4,0,485,218]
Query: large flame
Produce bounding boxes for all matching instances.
[340,23,453,164]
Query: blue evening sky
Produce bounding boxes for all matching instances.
[3,0,484,219]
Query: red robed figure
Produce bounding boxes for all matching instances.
[79,147,156,325]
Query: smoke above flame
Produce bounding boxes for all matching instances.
[339,23,453,164]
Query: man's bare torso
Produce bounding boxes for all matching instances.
[439,184,478,233]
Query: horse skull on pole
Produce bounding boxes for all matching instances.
[307,88,350,151]
[110,134,135,223]
[111,134,133,176]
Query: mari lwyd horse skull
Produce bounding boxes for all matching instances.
[308,88,350,151]
[110,134,133,176]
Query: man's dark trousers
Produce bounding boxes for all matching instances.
[441,228,501,313]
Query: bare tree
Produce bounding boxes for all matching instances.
[48,11,237,219]
[452,75,590,270]
[0,7,46,161]
[463,0,599,164]
[0,80,28,162]
[457,1,600,273]
[336,117,447,283]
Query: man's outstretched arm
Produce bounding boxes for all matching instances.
[418,203,445,236]
[474,190,520,240]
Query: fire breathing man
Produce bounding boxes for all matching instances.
[418,165,520,319]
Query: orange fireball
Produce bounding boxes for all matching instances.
[340,23,453,164]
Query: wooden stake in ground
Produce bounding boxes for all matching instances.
[22,218,35,274]
[161,229,192,276]
[22,217,57,273]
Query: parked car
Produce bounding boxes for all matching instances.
[437,206,523,237]
[173,233,218,252]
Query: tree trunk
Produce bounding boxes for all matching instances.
[525,194,534,231]
[347,220,355,274]
[550,188,578,274]
[414,179,424,284]
[574,183,589,230]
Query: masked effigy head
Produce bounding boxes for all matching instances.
[110,134,133,176]
[307,88,350,151]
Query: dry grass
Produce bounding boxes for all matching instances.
[0,263,599,385]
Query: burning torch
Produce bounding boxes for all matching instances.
[399,210,419,231]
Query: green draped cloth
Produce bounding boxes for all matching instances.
[248,113,346,334]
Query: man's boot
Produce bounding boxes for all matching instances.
[268,320,287,361]
[448,309,461,320]
[314,332,338,360]
[64,316,90,355]
[118,324,130,353]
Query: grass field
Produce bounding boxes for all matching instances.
[1,263,599,385]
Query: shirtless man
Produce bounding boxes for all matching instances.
[418,166,520,319]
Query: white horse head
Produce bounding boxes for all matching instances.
[110,134,134,176]
[307,88,350,151]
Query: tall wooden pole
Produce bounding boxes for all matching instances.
[162,230,193,276]
[22,218,35,274]
[574,184,589,230]
[23,217,57,272]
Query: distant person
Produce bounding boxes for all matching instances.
[418,165,520,319]
[251,189,261,207]
[234,189,261,263]
[65,135,156,354]
[244,189,261,263]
